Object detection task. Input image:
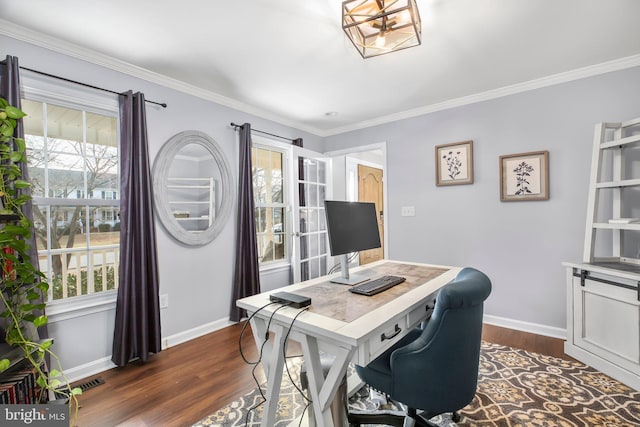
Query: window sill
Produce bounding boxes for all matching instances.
[259,261,290,274]
[46,290,118,323]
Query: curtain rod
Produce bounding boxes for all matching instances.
[230,122,295,143]
[18,66,168,108]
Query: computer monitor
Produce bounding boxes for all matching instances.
[324,200,381,285]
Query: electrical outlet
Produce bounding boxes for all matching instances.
[401,206,416,217]
[160,294,169,308]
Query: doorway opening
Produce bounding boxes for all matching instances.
[326,143,387,269]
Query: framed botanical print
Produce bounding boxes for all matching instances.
[499,150,549,201]
[435,140,474,186]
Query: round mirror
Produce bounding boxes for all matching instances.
[153,131,233,246]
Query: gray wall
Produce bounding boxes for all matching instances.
[2,34,323,375]
[325,66,640,333]
[4,31,640,376]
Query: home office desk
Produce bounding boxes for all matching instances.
[236,260,460,427]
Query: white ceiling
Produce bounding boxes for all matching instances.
[2,0,640,136]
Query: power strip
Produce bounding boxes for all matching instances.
[269,292,312,308]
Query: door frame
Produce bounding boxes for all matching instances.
[324,142,388,260]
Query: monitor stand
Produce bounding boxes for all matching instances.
[330,254,370,285]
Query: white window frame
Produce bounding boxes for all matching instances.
[20,70,120,321]
[251,136,292,272]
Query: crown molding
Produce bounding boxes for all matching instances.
[324,53,640,136]
[0,19,326,136]
[3,19,639,138]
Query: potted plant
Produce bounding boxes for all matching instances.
[0,97,81,414]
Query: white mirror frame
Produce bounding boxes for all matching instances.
[153,130,233,246]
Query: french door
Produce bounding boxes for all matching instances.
[290,146,331,283]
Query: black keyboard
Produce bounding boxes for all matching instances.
[349,275,406,296]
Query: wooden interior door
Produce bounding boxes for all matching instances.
[358,164,384,265]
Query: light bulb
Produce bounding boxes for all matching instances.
[375,32,386,48]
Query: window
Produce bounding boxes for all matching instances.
[252,144,288,264]
[22,98,120,302]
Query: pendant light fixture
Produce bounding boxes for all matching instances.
[342,0,422,58]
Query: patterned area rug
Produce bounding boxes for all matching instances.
[193,342,640,426]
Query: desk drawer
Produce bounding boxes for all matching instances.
[359,297,436,365]
[408,296,436,326]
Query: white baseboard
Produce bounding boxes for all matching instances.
[64,356,116,384]
[484,314,567,340]
[66,317,234,383]
[161,318,234,349]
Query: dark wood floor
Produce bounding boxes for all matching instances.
[71,323,569,427]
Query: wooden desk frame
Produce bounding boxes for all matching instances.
[237,260,460,427]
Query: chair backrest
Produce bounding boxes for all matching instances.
[389,267,492,414]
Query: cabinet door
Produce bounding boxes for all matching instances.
[571,274,640,374]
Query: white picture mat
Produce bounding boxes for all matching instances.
[505,157,541,195]
[439,144,470,181]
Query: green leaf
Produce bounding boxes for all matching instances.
[14,180,30,189]
[71,387,83,396]
[8,164,22,175]
[41,340,52,351]
[36,376,47,388]
[0,98,8,108]
[14,137,25,151]
[9,151,24,163]
[26,290,40,301]
[4,105,26,119]
[0,123,12,138]
[33,316,48,327]
[49,369,61,378]
[0,359,10,372]
[14,195,31,205]
[49,379,61,389]
[6,328,21,344]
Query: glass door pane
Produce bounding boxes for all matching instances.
[291,147,330,283]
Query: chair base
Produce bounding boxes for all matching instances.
[348,409,459,427]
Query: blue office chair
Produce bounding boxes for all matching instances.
[348,267,492,427]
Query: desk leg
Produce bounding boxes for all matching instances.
[249,317,273,378]
[300,335,354,427]
[249,318,287,427]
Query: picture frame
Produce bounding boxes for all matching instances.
[499,150,549,201]
[435,140,474,186]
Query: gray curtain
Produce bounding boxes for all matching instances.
[112,91,161,367]
[229,123,260,321]
[0,55,48,342]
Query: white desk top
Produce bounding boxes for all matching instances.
[237,259,460,350]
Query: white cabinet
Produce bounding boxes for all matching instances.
[167,177,214,232]
[563,262,640,390]
[564,116,640,391]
